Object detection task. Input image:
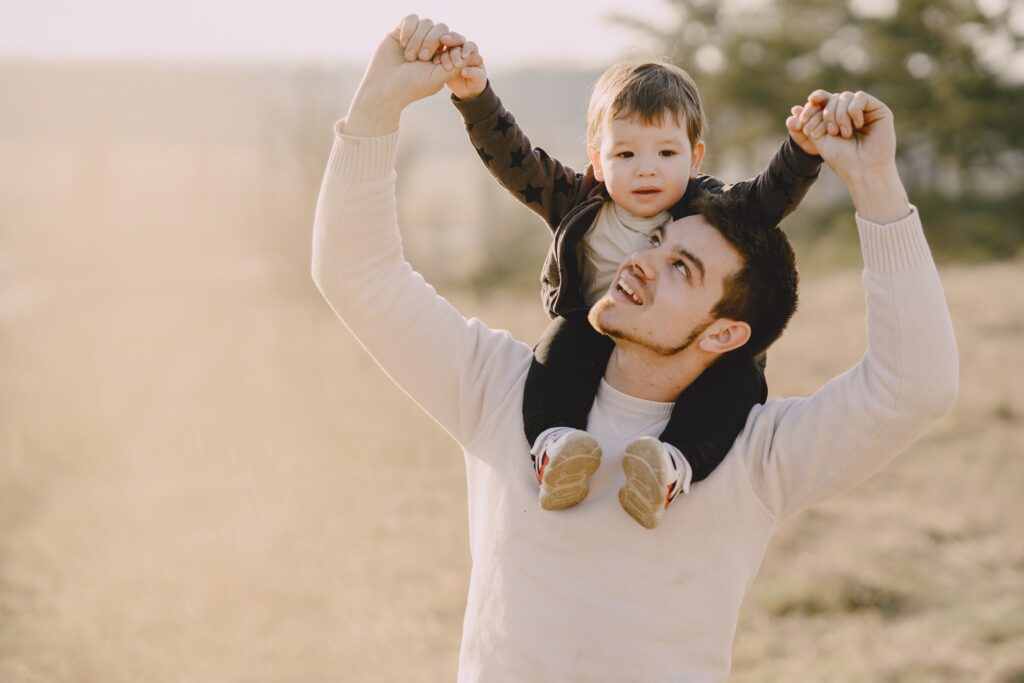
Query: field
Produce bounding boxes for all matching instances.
[2,240,1023,681]
[2,62,1023,682]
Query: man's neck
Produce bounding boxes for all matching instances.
[603,344,710,403]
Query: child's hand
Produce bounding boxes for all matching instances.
[786,101,822,156]
[786,90,863,156]
[433,41,487,100]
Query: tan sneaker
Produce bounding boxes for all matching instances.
[618,437,684,529]
[535,430,602,511]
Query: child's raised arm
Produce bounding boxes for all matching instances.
[686,112,825,229]
[447,69,600,233]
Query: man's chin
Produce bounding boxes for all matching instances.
[588,296,708,358]
[588,297,640,348]
[587,296,616,337]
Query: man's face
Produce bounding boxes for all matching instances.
[589,215,744,356]
[588,112,704,218]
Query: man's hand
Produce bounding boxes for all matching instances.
[790,90,909,223]
[790,90,896,180]
[435,41,487,100]
[785,87,872,156]
[344,15,467,136]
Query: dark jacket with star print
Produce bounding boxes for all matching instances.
[452,82,823,317]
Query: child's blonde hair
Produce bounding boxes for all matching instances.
[586,61,706,149]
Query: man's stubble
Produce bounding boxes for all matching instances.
[588,296,714,358]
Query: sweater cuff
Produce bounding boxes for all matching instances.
[781,136,823,177]
[450,80,502,126]
[326,119,399,181]
[856,207,932,274]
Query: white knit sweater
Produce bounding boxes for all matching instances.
[312,125,958,683]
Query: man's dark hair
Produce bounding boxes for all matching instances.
[691,192,799,360]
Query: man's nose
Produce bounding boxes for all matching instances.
[630,249,657,279]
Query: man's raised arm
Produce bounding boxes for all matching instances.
[311,16,531,448]
[743,91,958,520]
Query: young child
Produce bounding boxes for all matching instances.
[437,48,823,528]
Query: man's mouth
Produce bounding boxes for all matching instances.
[616,276,643,305]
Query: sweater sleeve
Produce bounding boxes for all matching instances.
[451,81,596,232]
[686,137,821,226]
[740,208,959,521]
[311,122,532,449]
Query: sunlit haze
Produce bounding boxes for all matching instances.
[1,0,680,69]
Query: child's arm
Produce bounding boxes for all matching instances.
[444,48,599,232]
[685,120,824,228]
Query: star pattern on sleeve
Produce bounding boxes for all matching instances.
[493,112,513,136]
[509,146,528,169]
[553,174,573,196]
[475,146,494,166]
[519,183,544,206]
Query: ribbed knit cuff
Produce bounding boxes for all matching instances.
[326,119,400,181]
[856,207,932,274]
[450,80,501,126]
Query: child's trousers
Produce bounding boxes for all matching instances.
[523,311,767,483]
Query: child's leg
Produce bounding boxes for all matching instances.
[662,354,767,482]
[523,312,612,510]
[523,311,614,448]
[619,355,766,528]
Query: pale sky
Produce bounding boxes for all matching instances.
[1,0,680,69]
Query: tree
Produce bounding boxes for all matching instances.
[614,0,1024,196]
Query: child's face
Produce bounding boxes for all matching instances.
[588,112,705,218]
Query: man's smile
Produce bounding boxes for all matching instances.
[616,274,645,305]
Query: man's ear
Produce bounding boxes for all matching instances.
[588,145,604,182]
[690,140,706,178]
[698,318,751,355]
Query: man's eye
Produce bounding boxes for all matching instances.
[674,260,689,276]
[649,234,661,247]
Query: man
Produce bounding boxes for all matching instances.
[312,16,958,682]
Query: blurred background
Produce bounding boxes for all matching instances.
[1,0,1022,681]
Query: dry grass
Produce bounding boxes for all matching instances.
[2,237,1022,680]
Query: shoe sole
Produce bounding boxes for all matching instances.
[618,439,667,529]
[539,435,602,511]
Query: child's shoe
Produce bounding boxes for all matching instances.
[533,429,602,511]
[618,436,686,529]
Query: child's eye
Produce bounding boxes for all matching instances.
[660,150,677,157]
[617,151,634,159]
